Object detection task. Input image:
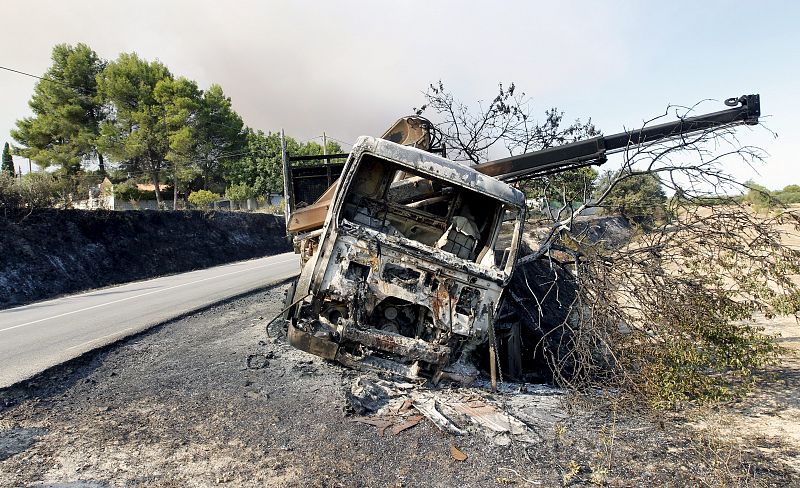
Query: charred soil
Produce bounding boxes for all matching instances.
[0,285,797,487]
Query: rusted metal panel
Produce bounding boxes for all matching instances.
[287,182,338,233]
[380,116,432,150]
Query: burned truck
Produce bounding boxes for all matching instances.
[284,134,526,379]
[281,95,761,380]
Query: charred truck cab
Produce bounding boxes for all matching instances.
[286,135,526,379]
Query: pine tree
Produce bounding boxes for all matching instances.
[12,43,106,174]
[97,53,173,206]
[1,142,14,176]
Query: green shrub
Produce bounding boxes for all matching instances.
[676,195,744,206]
[20,173,64,208]
[0,172,68,210]
[777,192,800,204]
[188,189,221,208]
[643,298,781,408]
[773,184,800,205]
[0,173,21,211]
[224,183,256,202]
[743,182,772,211]
[114,181,142,202]
[113,181,161,202]
[737,182,800,208]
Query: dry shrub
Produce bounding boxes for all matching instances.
[521,115,800,407]
[418,82,799,406]
[559,204,799,407]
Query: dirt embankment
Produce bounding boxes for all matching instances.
[0,209,291,309]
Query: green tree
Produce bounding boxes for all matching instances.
[523,166,598,205]
[224,130,341,196]
[154,76,203,207]
[2,143,14,176]
[782,184,800,193]
[97,53,172,207]
[194,84,246,190]
[12,43,106,174]
[596,171,667,226]
[223,129,279,195]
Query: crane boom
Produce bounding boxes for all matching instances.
[475,94,760,182]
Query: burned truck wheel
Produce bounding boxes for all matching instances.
[490,256,580,383]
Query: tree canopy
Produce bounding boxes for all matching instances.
[95,53,250,206]
[224,129,341,196]
[10,43,296,206]
[97,52,173,205]
[596,171,668,226]
[12,43,106,174]
[524,166,598,205]
[194,84,247,190]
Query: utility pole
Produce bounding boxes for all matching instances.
[173,161,178,210]
[322,132,328,156]
[280,129,292,230]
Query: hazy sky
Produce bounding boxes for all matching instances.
[2,0,798,188]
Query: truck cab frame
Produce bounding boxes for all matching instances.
[286,136,526,378]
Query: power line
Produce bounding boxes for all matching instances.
[306,134,354,148]
[0,64,90,93]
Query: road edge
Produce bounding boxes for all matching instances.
[0,276,296,398]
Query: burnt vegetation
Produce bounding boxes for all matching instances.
[417,82,800,406]
[0,209,291,308]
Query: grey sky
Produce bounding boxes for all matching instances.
[2,0,797,188]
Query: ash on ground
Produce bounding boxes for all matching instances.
[0,284,796,487]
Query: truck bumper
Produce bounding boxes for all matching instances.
[287,318,451,374]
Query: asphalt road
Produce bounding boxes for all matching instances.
[0,252,299,388]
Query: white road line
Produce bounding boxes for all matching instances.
[0,257,297,334]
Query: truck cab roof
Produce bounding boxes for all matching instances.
[352,136,526,208]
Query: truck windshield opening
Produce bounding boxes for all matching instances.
[341,154,505,263]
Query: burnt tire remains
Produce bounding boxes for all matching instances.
[488,256,579,383]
